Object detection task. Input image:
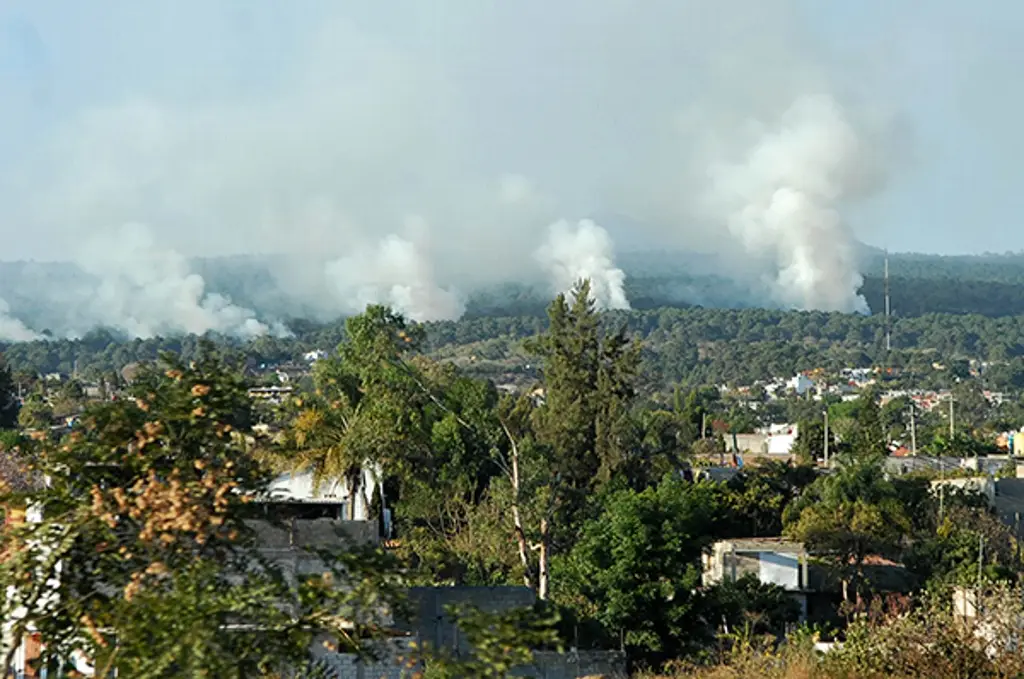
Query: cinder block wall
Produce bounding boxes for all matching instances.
[311,587,628,679]
[401,585,538,653]
[316,641,626,679]
[520,650,628,679]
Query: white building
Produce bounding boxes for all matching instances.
[703,538,810,620]
[265,467,390,531]
[767,432,798,455]
[787,374,816,396]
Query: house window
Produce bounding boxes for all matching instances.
[759,551,799,590]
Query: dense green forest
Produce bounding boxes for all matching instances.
[6,305,1024,394]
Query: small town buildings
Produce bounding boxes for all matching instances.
[787,373,816,396]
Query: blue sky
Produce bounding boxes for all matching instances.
[1,0,1023,260]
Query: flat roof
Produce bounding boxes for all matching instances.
[714,537,806,553]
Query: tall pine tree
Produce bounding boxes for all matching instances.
[528,280,640,527]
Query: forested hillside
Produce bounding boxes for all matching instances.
[6,305,1024,394]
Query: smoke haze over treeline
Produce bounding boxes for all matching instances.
[0,0,1021,340]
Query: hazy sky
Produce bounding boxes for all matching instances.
[1,0,1022,260]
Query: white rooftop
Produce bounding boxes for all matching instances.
[265,471,346,503]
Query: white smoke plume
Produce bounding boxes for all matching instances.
[0,0,960,340]
[0,298,39,342]
[325,221,465,322]
[706,95,877,312]
[76,224,274,338]
[537,220,630,310]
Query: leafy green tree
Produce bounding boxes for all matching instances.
[553,475,723,665]
[720,460,818,538]
[393,363,518,587]
[851,392,886,456]
[674,386,720,446]
[704,574,801,640]
[282,306,431,516]
[951,381,992,435]
[905,506,1022,588]
[16,390,52,430]
[880,395,911,442]
[928,431,994,458]
[624,408,691,489]
[784,455,911,601]
[791,417,834,464]
[0,344,399,677]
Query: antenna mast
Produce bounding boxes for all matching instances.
[884,251,891,352]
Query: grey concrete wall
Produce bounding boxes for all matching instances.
[246,518,379,549]
[399,586,538,653]
[518,650,627,679]
[311,639,417,679]
[313,641,625,679]
[297,586,626,679]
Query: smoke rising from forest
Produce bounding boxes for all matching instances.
[707,95,880,313]
[0,0,946,340]
[537,220,630,311]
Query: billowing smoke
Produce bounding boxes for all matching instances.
[76,224,274,338]
[0,1,943,341]
[537,220,630,310]
[0,298,39,342]
[324,220,465,322]
[705,95,878,313]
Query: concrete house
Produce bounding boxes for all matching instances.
[264,467,390,531]
[703,538,810,620]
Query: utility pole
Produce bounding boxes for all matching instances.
[939,451,946,521]
[939,471,945,521]
[978,534,985,592]
[940,397,949,521]
[909,402,917,456]
[977,533,985,621]
[701,412,707,440]
[823,409,830,467]
[949,394,955,439]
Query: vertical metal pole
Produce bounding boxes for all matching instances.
[910,403,917,455]
[950,395,955,439]
[977,534,985,621]
[939,459,946,522]
[823,409,829,467]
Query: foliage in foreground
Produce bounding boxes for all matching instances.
[0,345,402,677]
[652,586,1024,679]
